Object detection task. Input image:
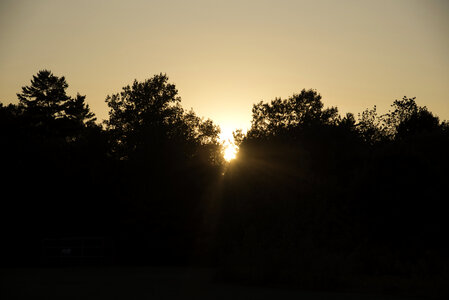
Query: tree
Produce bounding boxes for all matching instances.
[105,73,180,159]
[356,105,385,144]
[105,73,221,164]
[17,70,70,118]
[383,96,440,139]
[247,89,339,139]
[17,70,96,136]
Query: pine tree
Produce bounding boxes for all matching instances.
[17,70,96,137]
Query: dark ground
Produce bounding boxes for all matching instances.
[0,267,427,300]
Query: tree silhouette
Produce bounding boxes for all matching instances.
[105,73,221,164]
[2,73,449,297]
[383,96,441,139]
[17,70,96,138]
[356,105,385,144]
[17,70,70,117]
[247,89,339,139]
[216,91,449,297]
[103,74,224,264]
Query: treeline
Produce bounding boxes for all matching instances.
[1,70,224,266]
[1,70,448,297]
[218,90,449,297]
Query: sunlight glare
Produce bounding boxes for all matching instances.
[220,128,238,162]
[223,143,237,161]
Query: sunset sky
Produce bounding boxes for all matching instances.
[1,0,448,138]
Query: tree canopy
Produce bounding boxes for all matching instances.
[247,89,339,140]
[104,73,222,164]
[17,69,96,137]
[1,70,448,297]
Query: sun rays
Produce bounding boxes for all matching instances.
[223,142,237,161]
[220,128,239,162]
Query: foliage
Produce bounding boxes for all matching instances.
[2,72,449,297]
[247,89,339,139]
[217,93,449,297]
[356,105,386,144]
[383,96,440,139]
[17,70,96,137]
[104,73,222,164]
[356,97,442,144]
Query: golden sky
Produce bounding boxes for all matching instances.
[1,0,448,137]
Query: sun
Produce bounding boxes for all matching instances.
[223,143,237,161]
[220,128,238,162]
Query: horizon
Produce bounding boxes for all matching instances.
[1,2,449,298]
[1,0,448,137]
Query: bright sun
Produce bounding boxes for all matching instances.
[223,143,237,161]
[220,129,238,162]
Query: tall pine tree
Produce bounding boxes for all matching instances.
[17,69,96,137]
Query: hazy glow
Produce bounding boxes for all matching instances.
[1,0,449,133]
[223,142,238,162]
[220,128,238,161]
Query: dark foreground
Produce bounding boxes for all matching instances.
[0,267,426,300]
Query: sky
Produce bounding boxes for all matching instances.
[1,0,448,139]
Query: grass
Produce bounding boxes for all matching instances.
[0,266,426,300]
